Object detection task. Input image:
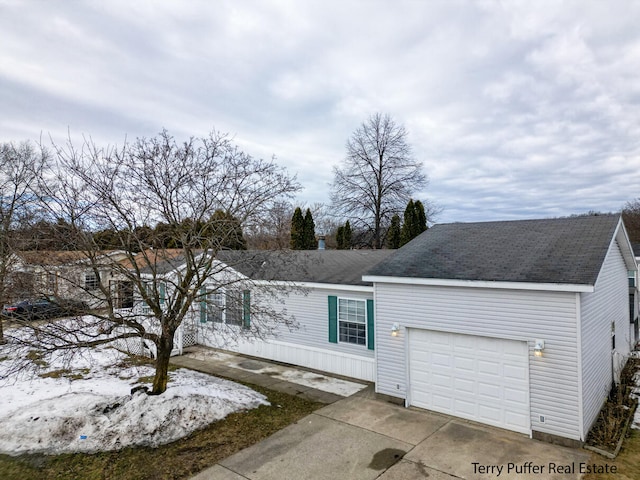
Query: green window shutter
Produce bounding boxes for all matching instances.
[328,295,338,343]
[199,287,207,323]
[366,299,374,350]
[159,282,166,304]
[242,290,251,329]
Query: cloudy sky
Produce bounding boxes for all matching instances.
[1,0,639,223]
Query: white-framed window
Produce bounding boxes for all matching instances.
[85,271,100,290]
[338,297,366,346]
[204,289,243,326]
[206,291,224,323]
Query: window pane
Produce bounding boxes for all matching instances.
[225,290,242,326]
[207,292,223,323]
[339,321,366,345]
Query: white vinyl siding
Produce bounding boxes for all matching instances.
[580,240,630,439]
[374,283,581,440]
[198,285,375,380]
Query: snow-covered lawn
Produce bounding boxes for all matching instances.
[0,323,268,456]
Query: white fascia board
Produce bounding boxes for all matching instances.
[250,279,373,293]
[614,218,638,271]
[361,275,594,293]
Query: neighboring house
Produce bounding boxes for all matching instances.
[112,249,195,357]
[363,214,637,445]
[10,250,129,307]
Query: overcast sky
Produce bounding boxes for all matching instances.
[1,0,639,223]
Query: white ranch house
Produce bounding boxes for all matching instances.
[128,214,637,446]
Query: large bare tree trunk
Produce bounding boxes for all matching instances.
[150,331,174,395]
[0,318,5,344]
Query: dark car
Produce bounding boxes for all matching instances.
[1,297,87,321]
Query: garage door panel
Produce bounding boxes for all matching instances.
[478,359,501,375]
[432,394,453,410]
[409,330,530,434]
[504,364,526,379]
[432,373,453,388]
[454,378,475,394]
[454,357,475,372]
[431,352,451,366]
[455,398,477,416]
[478,384,500,400]
[504,387,527,403]
[478,404,502,422]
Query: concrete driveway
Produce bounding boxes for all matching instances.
[193,389,590,480]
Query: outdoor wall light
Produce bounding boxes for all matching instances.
[391,323,400,337]
[534,340,545,357]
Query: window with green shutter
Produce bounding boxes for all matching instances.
[159,282,166,304]
[243,290,251,329]
[366,299,374,350]
[329,296,373,349]
[199,287,207,323]
[328,296,338,343]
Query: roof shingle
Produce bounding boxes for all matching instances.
[366,215,622,286]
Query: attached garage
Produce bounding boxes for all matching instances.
[364,215,637,444]
[408,329,530,434]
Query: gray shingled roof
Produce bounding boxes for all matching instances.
[217,250,395,286]
[366,215,622,285]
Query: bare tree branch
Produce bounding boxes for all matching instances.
[331,113,430,248]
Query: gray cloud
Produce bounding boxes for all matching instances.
[1,0,639,223]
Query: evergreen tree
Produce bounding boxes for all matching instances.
[400,199,428,246]
[400,199,416,246]
[208,210,247,250]
[415,200,427,234]
[290,207,305,249]
[343,220,352,249]
[336,225,345,249]
[303,208,316,249]
[387,214,401,249]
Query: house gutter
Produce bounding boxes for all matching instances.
[361,275,594,293]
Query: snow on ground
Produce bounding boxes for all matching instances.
[185,347,368,397]
[0,322,268,456]
[631,350,640,430]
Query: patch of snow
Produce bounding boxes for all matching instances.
[186,347,367,397]
[0,325,268,456]
[631,350,640,430]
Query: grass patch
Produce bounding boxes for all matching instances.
[39,368,90,381]
[135,374,166,385]
[114,354,155,369]
[25,350,48,368]
[586,357,639,452]
[583,430,640,480]
[116,354,179,372]
[0,382,323,480]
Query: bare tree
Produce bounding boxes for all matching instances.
[245,201,294,249]
[622,199,640,243]
[7,130,300,394]
[0,141,47,343]
[331,113,429,249]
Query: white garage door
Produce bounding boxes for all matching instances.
[408,329,530,434]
